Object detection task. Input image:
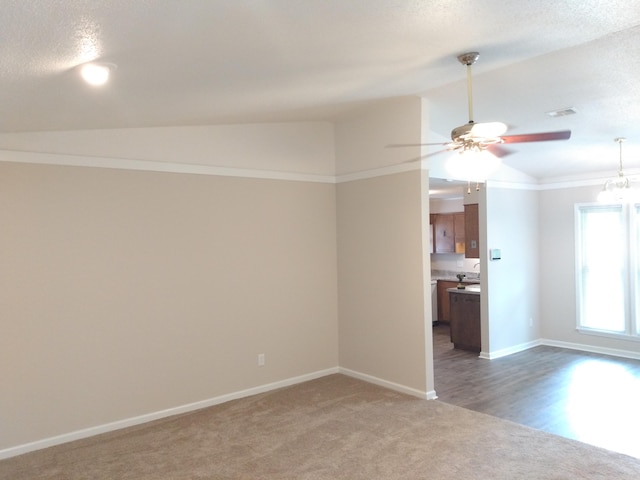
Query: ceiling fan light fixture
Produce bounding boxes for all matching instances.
[401,51,570,182]
[445,149,501,184]
[470,121,508,139]
[597,137,637,203]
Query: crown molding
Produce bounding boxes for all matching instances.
[335,161,423,183]
[0,149,335,184]
[3,148,631,192]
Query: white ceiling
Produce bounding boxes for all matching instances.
[2,1,640,182]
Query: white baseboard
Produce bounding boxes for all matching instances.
[338,367,435,400]
[0,367,340,461]
[15,339,635,461]
[482,339,542,360]
[540,338,640,361]
[480,337,640,361]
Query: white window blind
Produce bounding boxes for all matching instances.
[576,203,639,338]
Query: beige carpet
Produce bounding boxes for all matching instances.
[2,374,640,479]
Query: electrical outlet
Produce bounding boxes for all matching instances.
[258,353,265,367]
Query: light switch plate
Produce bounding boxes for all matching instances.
[490,248,502,260]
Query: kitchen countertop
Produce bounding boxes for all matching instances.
[431,270,480,283]
[434,277,481,283]
[447,284,481,295]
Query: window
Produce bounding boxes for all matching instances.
[575,203,640,339]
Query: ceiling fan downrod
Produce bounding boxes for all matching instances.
[457,52,480,123]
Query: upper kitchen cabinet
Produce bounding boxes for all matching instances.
[433,213,465,254]
[429,214,435,254]
[454,213,465,254]
[464,203,479,258]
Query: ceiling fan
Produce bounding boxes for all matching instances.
[415,52,572,158]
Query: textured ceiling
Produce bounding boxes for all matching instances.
[1,0,640,181]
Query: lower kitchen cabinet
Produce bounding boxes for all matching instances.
[436,280,458,323]
[449,291,481,352]
[437,280,479,323]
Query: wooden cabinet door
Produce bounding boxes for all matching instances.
[434,214,454,253]
[436,280,458,323]
[454,213,465,254]
[464,204,479,259]
[449,292,481,352]
[429,215,435,254]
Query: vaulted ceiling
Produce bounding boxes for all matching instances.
[1,1,640,182]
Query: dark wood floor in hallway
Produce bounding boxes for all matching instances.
[432,324,640,459]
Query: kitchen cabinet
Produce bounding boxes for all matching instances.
[436,280,458,323]
[433,213,465,254]
[464,203,479,258]
[449,290,481,352]
[454,213,465,253]
[429,214,435,254]
[436,279,480,323]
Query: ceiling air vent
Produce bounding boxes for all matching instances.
[546,107,578,118]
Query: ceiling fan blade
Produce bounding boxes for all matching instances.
[385,142,448,148]
[421,148,450,159]
[401,148,450,163]
[500,130,571,144]
[486,145,514,158]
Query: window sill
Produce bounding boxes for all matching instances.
[576,327,640,343]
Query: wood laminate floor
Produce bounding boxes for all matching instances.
[432,324,640,459]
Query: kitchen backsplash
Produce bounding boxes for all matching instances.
[431,254,480,279]
[431,269,481,281]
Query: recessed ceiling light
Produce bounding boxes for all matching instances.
[546,107,577,118]
[80,62,116,86]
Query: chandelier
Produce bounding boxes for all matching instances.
[597,137,636,202]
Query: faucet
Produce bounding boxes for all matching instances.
[473,262,481,279]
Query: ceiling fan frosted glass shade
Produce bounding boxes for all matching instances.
[470,122,508,138]
[445,149,501,183]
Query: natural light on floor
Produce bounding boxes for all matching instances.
[566,360,640,458]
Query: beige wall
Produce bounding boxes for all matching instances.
[334,96,431,396]
[539,184,639,354]
[334,96,423,176]
[0,122,336,176]
[1,97,435,454]
[337,170,429,394]
[0,162,338,449]
[484,186,540,355]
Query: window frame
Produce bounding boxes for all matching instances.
[574,202,640,341]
